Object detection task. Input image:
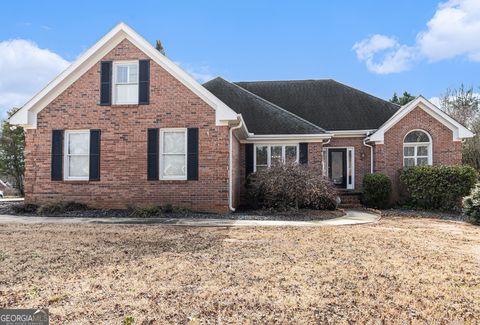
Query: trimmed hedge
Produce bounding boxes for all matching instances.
[362,173,392,209]
[463,183,480,224]
[400,165,477,210]
[246,164,338,211]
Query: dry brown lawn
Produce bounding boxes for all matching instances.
[0,217,479,324]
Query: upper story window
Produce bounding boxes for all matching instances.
[254,144,298,171]
[160,129,187,180]
[64,130,90,180]
[403,130,432,167]
[113,61,139,104]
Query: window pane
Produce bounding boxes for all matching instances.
[128,64,138,82]
[404,158,415,167]
[68,156,89,177]
[271,146,282,166]
[405,131,429,143]
[163,155,186,176]
[417,146,428,156]
[116,65,128,83]
[256,146,268,166]
[163,132,186,154]
[285,146,297,163]
[115,84,138,104]
[68,133,89,154]
[417,157,429,166]
[404,146,414,157]
[256,165,267,171]
[403,147,415,157]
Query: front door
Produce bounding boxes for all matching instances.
[328,148,347,188]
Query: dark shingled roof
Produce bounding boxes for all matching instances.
[234,79,400,131]
[203,77,325,135]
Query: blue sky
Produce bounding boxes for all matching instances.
[1,0,480,118]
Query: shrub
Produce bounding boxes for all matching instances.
[246,164,337,211]
[362,173,392,209]
[463,183,480,224]
[130,205,162,217]
[37,201,89,215]
[12,203,39,214]
[400,165,477,210]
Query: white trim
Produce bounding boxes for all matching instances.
[369,96,474,143]
[323,147,355,190]
[403,129,433,166]
[242,133,333,144]
[253,143,300,172]
[112,60,139,105]
[63,130,90,181]
[159,128,188,181]
[330,129,376,137]
[9,22,238,128]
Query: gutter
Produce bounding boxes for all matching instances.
[363,136,374,174]
[228,116,244,212]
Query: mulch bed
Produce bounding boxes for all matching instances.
[0,201,344,221]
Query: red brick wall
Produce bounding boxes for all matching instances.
[374,106,462,201]
[324,137,372,191]
[24,39,231,213]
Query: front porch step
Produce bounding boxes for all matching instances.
[338,191,363,208]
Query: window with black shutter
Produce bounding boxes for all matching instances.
[147,128,159,180]
[139,60,150,105]
[51,130,64,181]
[100,61,112,105]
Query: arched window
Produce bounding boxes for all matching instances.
[403,130,432,167]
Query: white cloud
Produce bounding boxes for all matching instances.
[353,35,416,74]
[176,62,214,83]
[0,39,69,118]
[354,0,480,73]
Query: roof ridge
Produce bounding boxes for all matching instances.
[229,81,327,133]
[328,79,401,110]
[236,79,401,111]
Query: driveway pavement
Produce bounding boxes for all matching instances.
[0,210,379,227]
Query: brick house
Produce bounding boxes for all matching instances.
[9,23,474,213]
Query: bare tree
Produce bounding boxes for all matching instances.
[440,84,479,127]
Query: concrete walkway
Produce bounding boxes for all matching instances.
[0,210,379,227]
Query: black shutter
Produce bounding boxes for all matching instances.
[147,128,159,180]
[139,60,150,105]
[51,130,64,181]
[245,143,254,177]
[89,130,101,181]
[187,128,199,180]
[299,143,308,164]
[100,61,112,105]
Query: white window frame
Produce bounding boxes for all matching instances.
[253,144,300,172]
[112,60,139,105]
[64,130,90,181]
[403,129,433,167]
[160,128,188,180]
[322,147,355,190]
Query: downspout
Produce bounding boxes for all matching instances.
[363,136,374,174]
[229,117,244,212]
[322,138,331,177]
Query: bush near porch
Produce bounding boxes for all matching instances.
[362,173,392,209]
[246,164,337,211]
[400,165,477,210]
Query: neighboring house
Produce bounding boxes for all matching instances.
[9,23,474,213]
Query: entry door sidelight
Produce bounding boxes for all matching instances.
[328,148,347,188]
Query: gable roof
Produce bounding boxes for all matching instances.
[234,79,400,131]
[203,77,326,135]
[9,22,238,128]
[368,96,474,143]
